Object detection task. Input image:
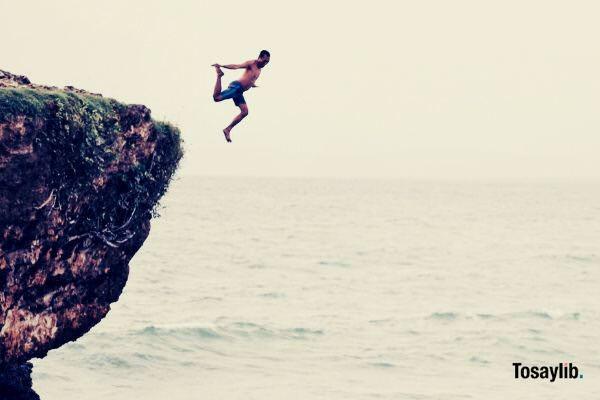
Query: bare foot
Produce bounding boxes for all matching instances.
[223,128,232,142]
[212,64,224,77]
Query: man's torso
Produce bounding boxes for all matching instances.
[237,60,261,89]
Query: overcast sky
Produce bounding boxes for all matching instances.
[2,0,599,179]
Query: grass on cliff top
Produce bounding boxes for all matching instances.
[0,85,182,238]
[0,86,115,118]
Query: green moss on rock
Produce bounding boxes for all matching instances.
[0,83,183,249]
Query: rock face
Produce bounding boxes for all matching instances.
[0,69,182,397]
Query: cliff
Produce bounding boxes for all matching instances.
[0,69,182,398]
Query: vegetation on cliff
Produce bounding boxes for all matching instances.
[0,85,183,250]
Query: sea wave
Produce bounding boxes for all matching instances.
[425,311,582,321]
[130,322,324,341]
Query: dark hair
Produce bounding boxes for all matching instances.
[259,50,270,58]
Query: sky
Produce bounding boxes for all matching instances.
[2,0,599,179]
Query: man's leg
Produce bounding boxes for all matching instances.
[212,65,224,101]
[223,103,249,142]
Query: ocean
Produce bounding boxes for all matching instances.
[32,176,600,399]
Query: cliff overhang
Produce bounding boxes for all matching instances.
[0,69,182,398]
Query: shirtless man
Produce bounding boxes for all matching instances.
[212,50,270,142]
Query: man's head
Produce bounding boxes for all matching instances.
[257,50,270,68]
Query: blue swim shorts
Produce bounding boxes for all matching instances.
[219,80,246,106]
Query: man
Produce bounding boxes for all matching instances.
[212,50,270,142]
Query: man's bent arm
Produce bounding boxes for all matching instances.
[221,60,253,69]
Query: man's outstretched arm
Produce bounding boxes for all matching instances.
[217,60,253,69]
